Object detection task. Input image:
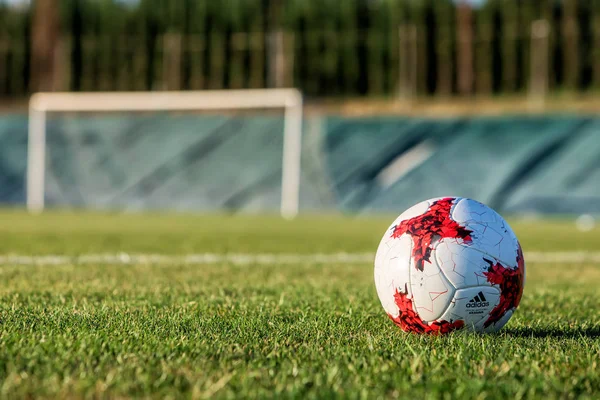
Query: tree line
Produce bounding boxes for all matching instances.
[0,0,596,98]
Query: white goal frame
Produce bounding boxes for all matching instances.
[27,89,303,218]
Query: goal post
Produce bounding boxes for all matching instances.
[27,89,303,218]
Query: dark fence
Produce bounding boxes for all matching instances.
[1,113,599,214]
[0,0,598,98]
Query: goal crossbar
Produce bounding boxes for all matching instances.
[27,89,303,218]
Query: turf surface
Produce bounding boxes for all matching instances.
[0,211,599,399]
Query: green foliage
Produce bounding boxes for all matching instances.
[2,0,600,96]
[0,211,599,397]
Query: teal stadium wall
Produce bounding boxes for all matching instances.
[0,114,598,215]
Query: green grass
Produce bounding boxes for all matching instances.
[0,211,599,399]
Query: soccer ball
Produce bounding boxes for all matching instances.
[374,197,525,334]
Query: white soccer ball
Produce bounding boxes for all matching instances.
[374,197,525,334]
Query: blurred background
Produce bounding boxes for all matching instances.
[0,0,598,217]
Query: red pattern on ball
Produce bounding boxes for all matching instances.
[391,198,473,271]
[389,285,465,335]
[482,244,525,328]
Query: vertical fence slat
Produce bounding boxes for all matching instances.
[322,29,338,94]
[529,20,550,108]
[435,7,453,96]
[398,24,417,100]
[80,37,94,91]
[367,2,386,96]
[501,2,518,93]
[53,37,71,91]
[229,33,246,89]
[457,3,474,95]
[209,30,225,90]
[563,0,579,90]
[0,38,7,95]
[133,35,146,91]
[98,36,112,91]
[386,0,401,97]
[519,2,535,92]
[283,31,295,88]
[414,5,427,96]
[542,0,556,90]
[14,38,27,95]
[593,14,600,89]
[117,36,130,91]
[163,33,182,91]
[268,30,286,88]
[306,30,321,95]
[188,35,206,90]
[340,30,358,96]
[152,36,164,90]
[248,31,265,90]
[367,31,384,96]
[475,5,494,95]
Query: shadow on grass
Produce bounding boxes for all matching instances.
[503,326,600,339]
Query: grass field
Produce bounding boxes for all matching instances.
[0,211,599,399]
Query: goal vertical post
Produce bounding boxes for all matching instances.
[281,90,303,219]
[27,89,303,218]
[27,106,47,214]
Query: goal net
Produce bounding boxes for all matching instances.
[27,89,306,218]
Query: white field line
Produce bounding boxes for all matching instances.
[0,251,598,266]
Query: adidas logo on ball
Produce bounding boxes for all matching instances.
[466,292,489,308]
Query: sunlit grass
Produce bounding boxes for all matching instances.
[0,211,599,398]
